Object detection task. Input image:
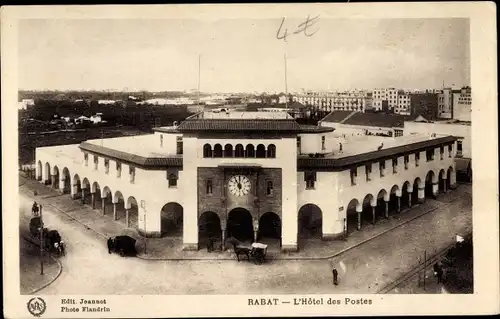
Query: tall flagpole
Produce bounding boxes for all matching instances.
[284,54,288,112]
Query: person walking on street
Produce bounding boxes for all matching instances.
[32,201,39,216]
[332,268,339,286]
[433,262,443,284]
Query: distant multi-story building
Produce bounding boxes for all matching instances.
[372,88,398,111]
[293,91,372,113]
[396,91,411,116]
[452,86,472,122]
[438,88,454,119]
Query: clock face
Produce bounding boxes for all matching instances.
[228,175,251,197]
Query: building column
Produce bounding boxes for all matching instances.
[91,192,96,209]
[221,220,227,251]
[71,183,78,199]
[397,196,401,213]
[371,205,376,225]
[253,218,259,243]
[432,182,439,197]
[101,196,106,215]
[443,178,448,192]
[125,209,130,227]
[81,188,86,204]
[51,174,57,188]
[384,200,389,219]
[408,191,412,208]
[356,205,363,230]
[418,187,425,203]
[113,202,117,220]
[59,176,65,194]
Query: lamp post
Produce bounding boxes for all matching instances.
[39,204,44,275]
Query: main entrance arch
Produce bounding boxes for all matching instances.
[160,202,183,237]
[198,211,222,248]
[227,207,253,242]
[298,204,322,239]
[258,212,281,242]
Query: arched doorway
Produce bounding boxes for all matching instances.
[298,204,322,239]
[52,166,60,189]
[160,202,183,237]
[62,167,71,194]
[91,182,102,210]
[44,162,51,184]
[438,169,446,193]
[401,181,411,209]
[389,185,400,214]
[114,191,126,222]
[37,161,43,180]
[425,170,436,198]
[362,194,375,224]
[376,189,388,221]
[227,207,253,242]
[198,211,222,248]
[346,198,361,234]
[72,174,82,199]
[81,178,90,203]
[102,186,113,215]
[258,212,281,244]
[126,196,139,228]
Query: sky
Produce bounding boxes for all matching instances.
[18,18,470,93]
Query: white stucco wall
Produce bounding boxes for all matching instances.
[404,121,471,158]
[297,131,336,155]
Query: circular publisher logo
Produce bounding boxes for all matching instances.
[27,297,46,317]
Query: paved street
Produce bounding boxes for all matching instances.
[19,181,472,295]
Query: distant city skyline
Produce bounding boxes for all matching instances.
[19,18,470,93]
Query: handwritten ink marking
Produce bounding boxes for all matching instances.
[276,15,320,42]
[276,17,289,42]
[293,15,320,37]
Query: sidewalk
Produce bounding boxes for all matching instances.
[19,173,466,261]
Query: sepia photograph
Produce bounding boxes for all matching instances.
[2,3,498,318]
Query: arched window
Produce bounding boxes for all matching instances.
[256,144,266,158]
[267,144,276,158]
[206,180,213,194]
[235,144,245,158]
[266,181,274,195]
[203,144,212,158]
[224,144,233,157]
[213,144,223,158]
[246,144,255,158]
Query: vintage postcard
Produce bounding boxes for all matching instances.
[2,2,498,318]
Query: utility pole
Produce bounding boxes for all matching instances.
[40,204,44,275]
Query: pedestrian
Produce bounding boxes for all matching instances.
[433,262,443,284]
[332,268,339,286]
[32,201,39,216]
[339,143,343,153]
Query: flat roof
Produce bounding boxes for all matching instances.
[298,134,457,170]
[79,136,182,169]
[38,144,83,165]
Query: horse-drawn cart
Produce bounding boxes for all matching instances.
[29,217,66,256]
[228,237,268,264]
